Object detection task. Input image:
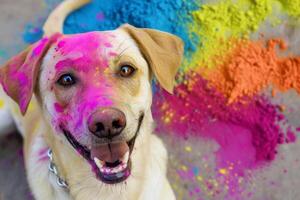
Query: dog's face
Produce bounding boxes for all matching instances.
[40,30,151,183]
[0,25,183,184]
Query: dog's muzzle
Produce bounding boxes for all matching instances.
[61,110,144,184]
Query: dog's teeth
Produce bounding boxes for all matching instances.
[113,167,120,173]
[100,167,105,173]
[121,163,127,170]
[122,151,130,163]
[94,157,104,169]
[116,165,123,172]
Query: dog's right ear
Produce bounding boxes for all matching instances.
[0,33,61,115]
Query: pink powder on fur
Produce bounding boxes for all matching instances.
[37,147,49,162]
[31,38,49,56]
[54,32,114,75]
[1,34,61,114]
[50,32,117,138]
[54,103,64,113]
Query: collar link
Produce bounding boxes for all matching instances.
[47,149,69,189]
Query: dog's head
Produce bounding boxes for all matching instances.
[0,24,183,184]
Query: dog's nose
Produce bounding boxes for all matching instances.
[88,108,126,139]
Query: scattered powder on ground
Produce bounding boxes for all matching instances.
[207,38,300,103]
[153,72,294,163]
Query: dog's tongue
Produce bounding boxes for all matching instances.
[91,142,129,163]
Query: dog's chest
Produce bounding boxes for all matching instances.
[26,134,72,200]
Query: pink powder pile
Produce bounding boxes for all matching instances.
[153,72,295,162]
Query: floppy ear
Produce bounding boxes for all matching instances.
[120,24,184,93]
[0,33,61,115]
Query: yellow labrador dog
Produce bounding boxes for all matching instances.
[0,0,183,199]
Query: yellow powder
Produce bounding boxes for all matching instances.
[0,99,4,109]
[187,0,274,70]
[185,0,300,71]
[279,0,300,17]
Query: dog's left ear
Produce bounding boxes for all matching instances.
[0,33,61,115]
[120,24,184,93]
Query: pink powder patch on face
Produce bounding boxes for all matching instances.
[54,32,115,74]
[109,52,118,57]
[73,85,114,131]
[104,42,112,48]
[54,103,64,113]
[50,32,118,138]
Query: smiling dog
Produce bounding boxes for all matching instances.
[0,0,183,199]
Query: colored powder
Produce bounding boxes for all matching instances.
[201,122,256,173]
[278,0,300,17]
[207,38,300,103]
[187,0,274,70]
[153,72,294,198]
[286,130,297,143]
[153,72,292,162]
[64,0,199,55]
[200,122,256,199]
[0,99,4,109]
[186,0,300,71]
[22,0,60,44]
[23,23,44,44]
[0,49,6,58]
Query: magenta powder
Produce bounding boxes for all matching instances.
[153,72,294,163]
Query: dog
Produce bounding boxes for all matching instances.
[0,0,183,199]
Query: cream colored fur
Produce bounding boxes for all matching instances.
[0,0,176,199]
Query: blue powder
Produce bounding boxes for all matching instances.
[22,0,61,44]
[22,24,44,44]
[64,0,200,54]
[23,0,200,56]
[192,166,199,176]
[0,49,6,58]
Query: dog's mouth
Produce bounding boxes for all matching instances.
[61,113,144,184]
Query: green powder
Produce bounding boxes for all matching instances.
[186,0,300,71]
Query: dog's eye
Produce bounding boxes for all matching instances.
[57,74,76,87]
[119,65,135,77]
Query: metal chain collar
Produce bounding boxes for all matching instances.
[47,149,69,189]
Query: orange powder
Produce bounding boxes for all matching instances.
[206,38,300,103]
